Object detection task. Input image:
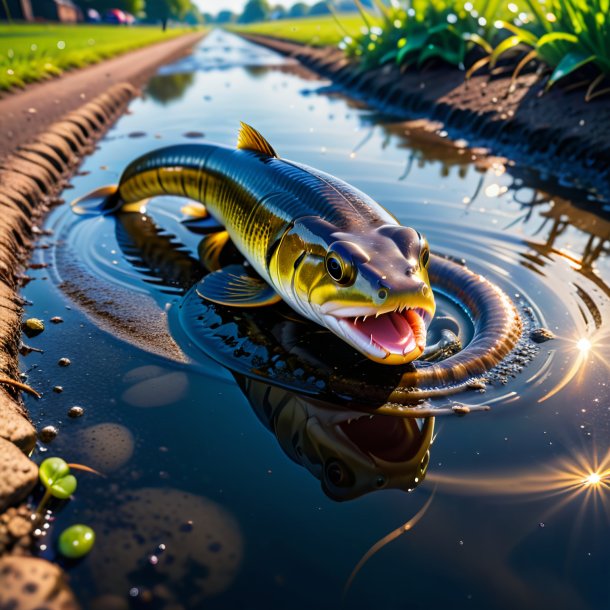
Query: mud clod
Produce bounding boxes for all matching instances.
[68,406,84,418]
[530,328,556,343]
[38,425,58,443]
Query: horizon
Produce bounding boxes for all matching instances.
[194,0,319,14]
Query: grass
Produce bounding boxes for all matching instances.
[488,0,610,98]
[228,14,380,47]
[0,24,197,91]
[335,0,610,98]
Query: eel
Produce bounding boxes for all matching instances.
[73,123,436,365]
[71,123,523,410]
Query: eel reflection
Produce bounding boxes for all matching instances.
[237,375,434,500]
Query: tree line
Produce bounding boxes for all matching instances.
[205,0,359,25]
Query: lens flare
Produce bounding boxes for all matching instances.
[584,472,601,486]
[538,329,610,403]
[428,446,610,525]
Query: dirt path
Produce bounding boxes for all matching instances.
[0,31,204,161]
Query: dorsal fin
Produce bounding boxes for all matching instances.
[237,122,279,158]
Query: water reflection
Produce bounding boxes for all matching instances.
[237,376,433,501]
[370,117,610,306]
[146,73,196,106]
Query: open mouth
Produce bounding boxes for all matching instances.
[339,414,423,462]
[324,307,432,362]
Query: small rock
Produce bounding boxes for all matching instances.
[7,515,32,538]
[38,426,58,443]
[0,556,79,609]
[23,318,44,337]
[530,328,555,343]
[58,358,71,367]
[0,438,38,511]
[53,386,63,393]
[50,316,64,324]
[68,406,84,418]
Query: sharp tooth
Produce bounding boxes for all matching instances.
[369,334,373,345]
[375,311,380,318]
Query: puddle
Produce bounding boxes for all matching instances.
[21,30,610,610]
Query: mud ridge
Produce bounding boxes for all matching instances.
[0,82,138,609]
[239,34,610,202]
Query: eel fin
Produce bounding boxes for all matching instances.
[181,202,209,218]
[237,122,279,158]
[71,185,122,216]
[196,264,282,307]
[198,231,230,272]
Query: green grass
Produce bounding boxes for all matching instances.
[331,0,610,98]
[489,0,610,97]
[228,14,380,47]
[0,24,197,91]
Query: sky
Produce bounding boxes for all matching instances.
[196,0,316,14]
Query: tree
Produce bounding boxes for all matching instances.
[238,0,270,23]
[288,2,309,18]
[215,9,235,23]
[309,1,331,16]
[145,0,190,29]
[271,4,287,19]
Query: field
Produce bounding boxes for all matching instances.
[228,14,379,47]
[0,24,196,90]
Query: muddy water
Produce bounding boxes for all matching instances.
[21,30,609,610]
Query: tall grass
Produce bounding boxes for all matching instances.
[337,0,610,97]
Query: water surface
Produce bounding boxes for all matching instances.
[21,30,610,610]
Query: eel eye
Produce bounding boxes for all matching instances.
[325,459,354,488]
[325,251,355,285]
[421,246,430,268]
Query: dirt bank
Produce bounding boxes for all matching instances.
[0,32,204,161]
[0,31,204,609]
[239,33,610,203]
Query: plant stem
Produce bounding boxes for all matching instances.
[36,488,52,515]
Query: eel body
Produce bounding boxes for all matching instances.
[75,124,437,365]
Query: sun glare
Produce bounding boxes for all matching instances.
[538,330,609,403]
[584,472,602,486]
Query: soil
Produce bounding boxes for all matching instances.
[0,32,205,607]
[239,34,610,203]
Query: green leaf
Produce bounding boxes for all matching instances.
[50,474,77,499]
[39,457,77,499]
[380,48,399,64]
[417,42,464,68]
[490,35,528,68]
[396,31,428,64]
[536,32,579,67]
[58,524,95,559]
[494,21,539,46]
[547,51,597,88]
[463,32,493,54]
[39,457,69,489]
